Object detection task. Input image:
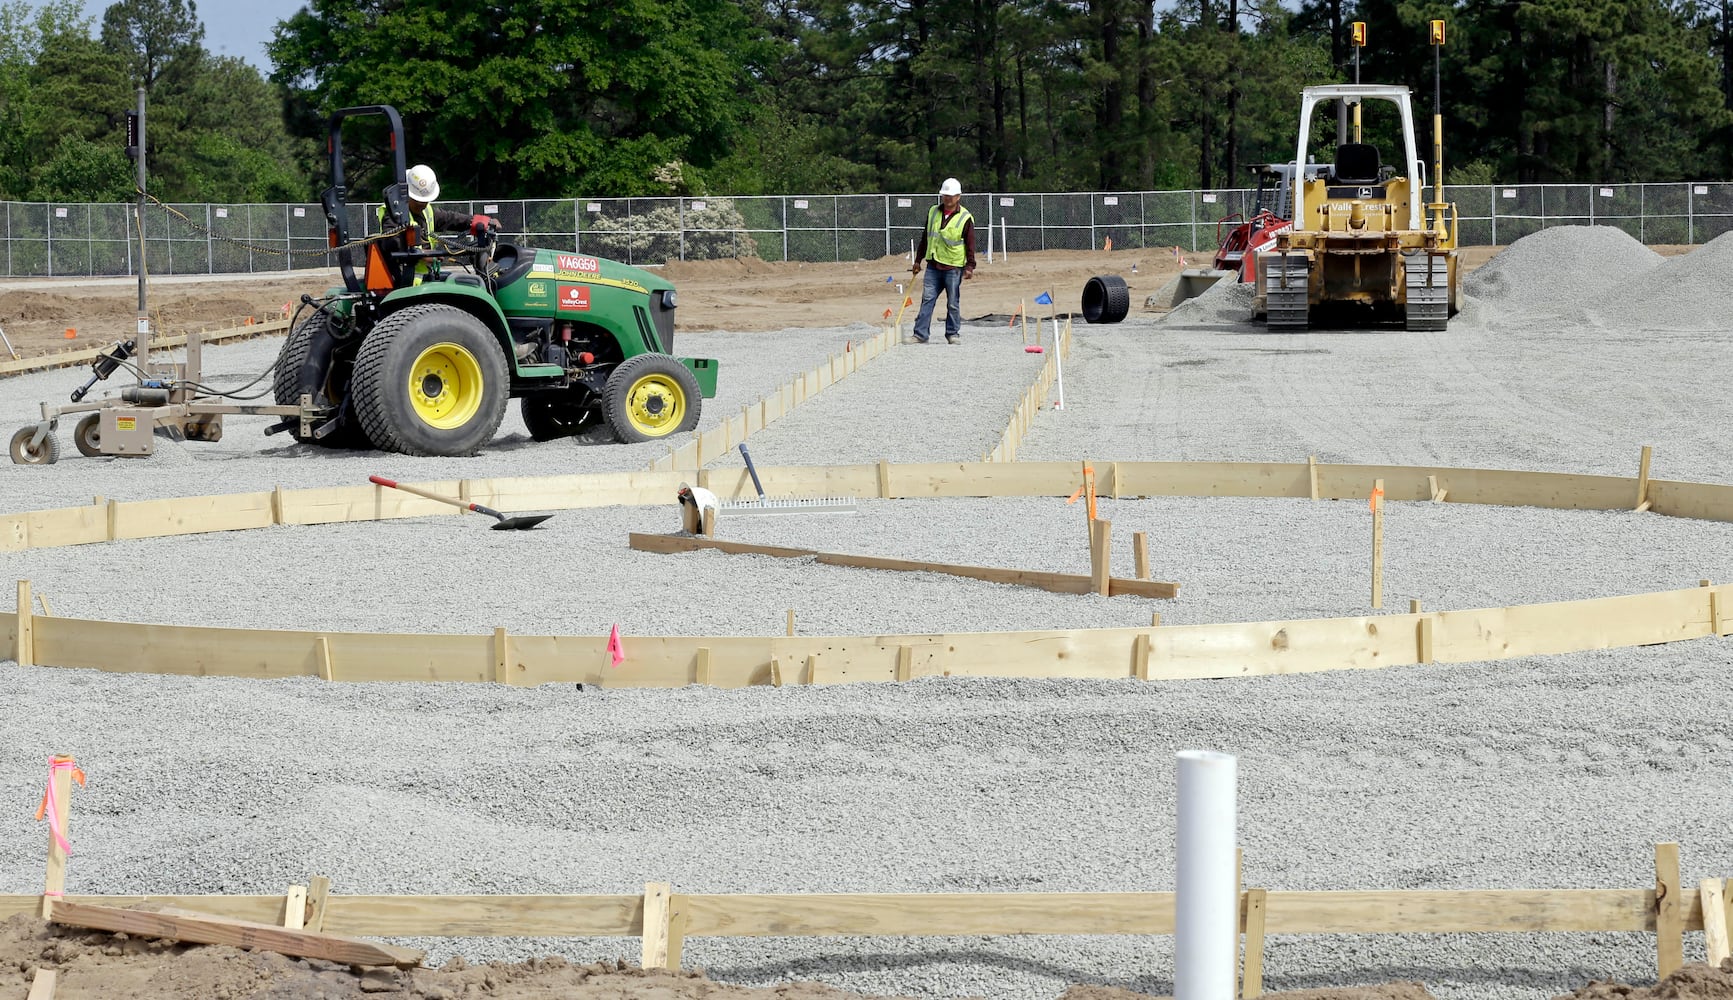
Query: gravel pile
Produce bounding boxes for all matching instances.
[1596,230,1733,332]
[5,237,1733,1000]
[1461,225,1663,320]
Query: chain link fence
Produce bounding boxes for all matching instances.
[5,183,1731,277]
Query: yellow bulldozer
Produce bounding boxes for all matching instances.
[1252,84,1458,332]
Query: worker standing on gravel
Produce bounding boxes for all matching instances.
[377,164,498,285]
[908,177,976,345]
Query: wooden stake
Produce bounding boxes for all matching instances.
[305,876,331,933]
[1427,475,1439,501]
[1235,850,1244,999]
[1370,479,1384,610]
[1111,462,1122,500]
[1089,518,1112,597]
[695,647,712,686]
[1636,445,1653,510]
[701,507,716,539]
[1132,633,1150,681]
[17,580,34,667]
[806,654,820,685]
[1134,531,1150,581]
[878,458,891,499]
[1151,612,1162,627]
[641,882,673,971]
[1711,586,1725,638]
[896,645,913,682]
[315,636,334,682]
[1701,877,1730,967]
[1241,888,1268,998]
[26,969,56,1000]
[35,591,53,617]
[1409,599,1421,614]
[1655,841,1682,978]
[769,658,783,688]
[282,885,307,929]
[786,608,795,636]
[492,628,509,685]
[40,754,73,919]
[107,498,119,539]
[1418,616,1435,664]
[1307,455,1319,501]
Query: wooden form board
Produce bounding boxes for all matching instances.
[629,532,1179,599]
[17,584,1731,687]
[50,900,423,967]
[31,616,492,682]
[1,884,1709,939]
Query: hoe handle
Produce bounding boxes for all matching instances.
[369,475,490,516]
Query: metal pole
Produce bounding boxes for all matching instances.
[782,197,788,262]
[136,86,147,323]
[1175,750,1237,1000]
[884,195,891,258]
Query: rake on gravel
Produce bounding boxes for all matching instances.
[720,444,857,516]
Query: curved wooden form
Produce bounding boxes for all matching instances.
[5,459,1731,686]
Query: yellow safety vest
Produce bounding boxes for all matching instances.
[924,205,972,268]
[377,203,442,283]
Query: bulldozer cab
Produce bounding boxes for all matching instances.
[1291,85,1425,234]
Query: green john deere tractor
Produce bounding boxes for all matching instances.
[273,105,717,456]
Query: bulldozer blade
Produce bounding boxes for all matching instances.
[1166,268,1235,307]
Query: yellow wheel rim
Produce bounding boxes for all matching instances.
[408,342,485,430]
[625,373,687,437]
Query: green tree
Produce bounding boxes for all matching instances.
[99,0,202,90]
[269,0,760,199]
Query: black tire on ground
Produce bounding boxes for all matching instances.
[1081,274,1131,324]
[351,304,510,457]
[521,394,596,442]
[9,426,60,465]
[74,413,102,457]
[273,310,368,447]
[602,354,703,444]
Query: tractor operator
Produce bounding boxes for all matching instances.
[378,163,499,285]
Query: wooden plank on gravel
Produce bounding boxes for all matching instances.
[680,892,1177,937]
[1700,878,1730,966]
[319,894,641,937]
[25,968,55,1000]
[0,894,283,922]
[51,900,422,967]
[1262,889,1655,934]
[630,532,1180,599]
[1431,587,1715,663]
[110,492,275,540]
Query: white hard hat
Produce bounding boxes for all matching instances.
[406,164,440,203]
[939,177,961,197]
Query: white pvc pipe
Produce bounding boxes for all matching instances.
[1175,750,1237,1000]
[1001,217,1009,258]
[986,216,994,263]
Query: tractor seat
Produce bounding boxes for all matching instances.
[1331,143,1382,185]
[488,243,536,291]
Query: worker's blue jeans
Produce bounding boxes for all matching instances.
[912,266,963,341]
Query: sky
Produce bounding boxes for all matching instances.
[60,0,307,70]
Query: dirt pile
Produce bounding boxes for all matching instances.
[1461,225,1663,319]
[1555,959,1733,999]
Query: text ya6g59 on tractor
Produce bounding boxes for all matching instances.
[276,105,718,457]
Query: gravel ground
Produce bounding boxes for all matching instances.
[4,227,1733,1000]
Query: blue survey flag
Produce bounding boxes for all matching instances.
[1034,291,1053,305]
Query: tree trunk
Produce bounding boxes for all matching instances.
[1224,0,1238,189]
[1097,0,1124,188]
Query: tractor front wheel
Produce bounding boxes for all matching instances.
[351,304,509,457]
[602,355,702,444]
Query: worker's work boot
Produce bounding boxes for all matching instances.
[945,335,960,345]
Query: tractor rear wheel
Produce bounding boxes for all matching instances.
[521,394,595,442]
[273,310,366,447]
[351,304,509,457]
[602,354,702,443]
